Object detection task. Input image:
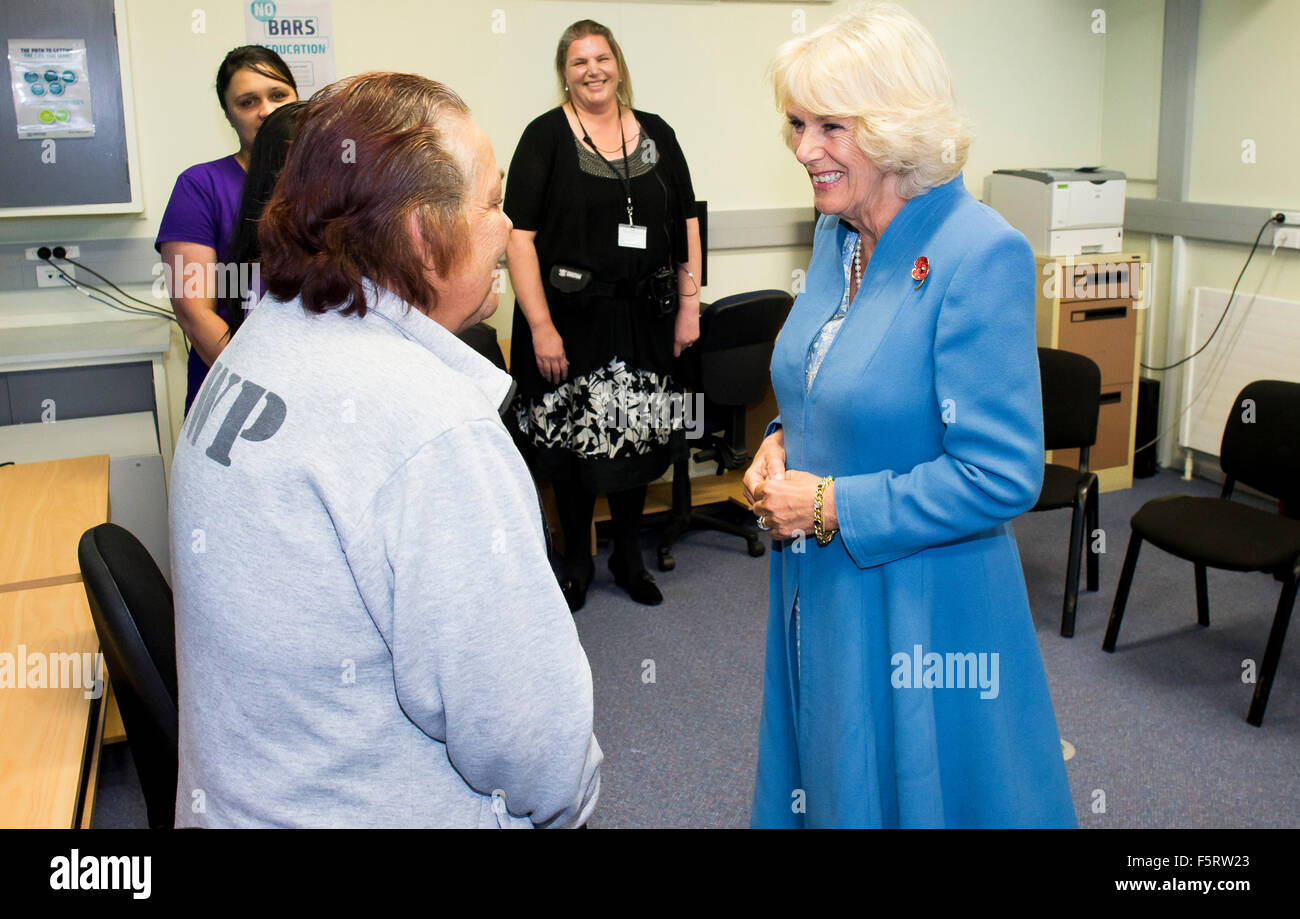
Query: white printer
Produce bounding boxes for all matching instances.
[983,167,1126,256]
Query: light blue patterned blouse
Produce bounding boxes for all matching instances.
[792,228,862,681]
[804,228,860,393]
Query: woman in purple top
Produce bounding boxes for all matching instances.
[155,46,298,411]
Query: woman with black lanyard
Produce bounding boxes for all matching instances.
[505,19,702,612]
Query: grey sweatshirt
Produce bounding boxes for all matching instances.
[169,285,601,827]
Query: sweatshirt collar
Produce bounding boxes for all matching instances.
[362,283,515,416]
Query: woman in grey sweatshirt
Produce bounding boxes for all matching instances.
[168,72,601,828]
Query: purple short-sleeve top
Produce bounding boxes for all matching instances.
[155,154,246,411]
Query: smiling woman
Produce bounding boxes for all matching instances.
[168,72,601,829]
[747,1,1075,830]
[505,19,703,612]
[155,45,299,412]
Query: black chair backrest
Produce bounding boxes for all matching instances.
[457,321,507,373]
[78,523,178,828]
[697,290,793,407]
[1220,379,1300,508]
[1038,347,1101,452]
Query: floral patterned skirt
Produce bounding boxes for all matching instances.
[514,356,688,492]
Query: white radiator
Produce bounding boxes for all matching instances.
[1180,286,1300,459]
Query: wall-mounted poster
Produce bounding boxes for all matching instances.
[7,38,96,139]
[244,0,335,95]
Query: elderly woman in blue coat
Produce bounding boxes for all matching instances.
[745,2,1076,828]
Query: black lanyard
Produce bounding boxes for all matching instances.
[571,102,635,225]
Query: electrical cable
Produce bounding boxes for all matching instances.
[1131,335,1242,456]
[58,274,176,322]
[36,249,192,355]
[53,251,166,311]
[58,275,181,325]
[1140,214,1281,372]
[47,262,181,325]
[1131,213,1285,455]
[41,256,178,322]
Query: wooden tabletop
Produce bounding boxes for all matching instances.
[0,455,109,593]
[0,582,104,828]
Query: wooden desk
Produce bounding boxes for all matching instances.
[0,455,112,827]
[0,583,106,828]
[0,455,109,593]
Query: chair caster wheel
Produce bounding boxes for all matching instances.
[657,550,676,571]
[747,539,766,558]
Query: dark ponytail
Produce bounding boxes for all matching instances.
[218,100,309,339]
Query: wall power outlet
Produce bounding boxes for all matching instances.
[25,245,81,261]
[1277,212,1300,226]
[36,263,75,288]
[1273,227,1300,250]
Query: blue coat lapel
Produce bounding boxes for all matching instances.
[776,175,963,477]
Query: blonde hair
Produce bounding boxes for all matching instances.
[555,20,634,108]
[770,1,971,199]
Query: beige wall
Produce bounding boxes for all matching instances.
[0,0,1113,240]
[1099,0,1300,452]
[0,0,1219,454]
[1188,0,1300,208]
[1098,0,1163,201]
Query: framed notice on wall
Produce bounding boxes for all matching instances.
[8,39,97,139]
[0,0,142,216]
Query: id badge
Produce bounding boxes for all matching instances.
[617,224,648,249]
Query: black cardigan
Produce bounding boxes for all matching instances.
[505,106,697,394]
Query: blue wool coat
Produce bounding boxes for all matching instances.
[751,175,1077,828]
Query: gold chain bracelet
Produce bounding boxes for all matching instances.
[813,475,836,546]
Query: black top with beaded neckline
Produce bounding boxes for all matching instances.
[505,106,697,399]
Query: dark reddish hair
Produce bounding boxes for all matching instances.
[259,72,471,317]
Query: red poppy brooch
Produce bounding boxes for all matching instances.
[912,256,930,290]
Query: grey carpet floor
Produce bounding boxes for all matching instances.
[91,468,1298,828]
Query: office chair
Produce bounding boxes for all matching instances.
[457,321,508,372]
[1030,348,1102,638]
[457,320,556,552]
[656,289,793,571]
[1102,380,1300,726]
[78,523,178,828]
